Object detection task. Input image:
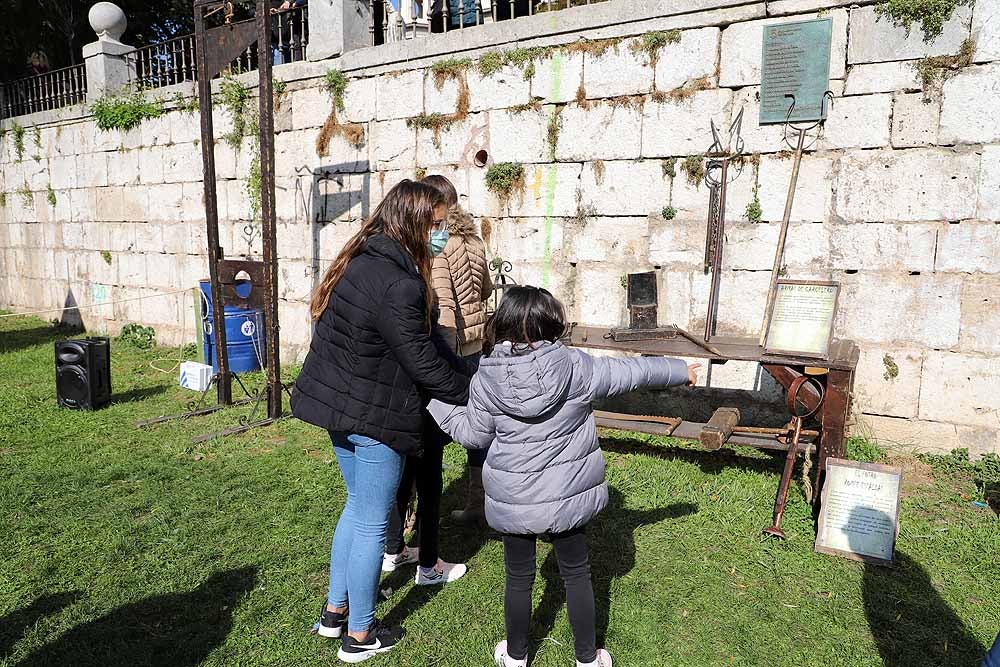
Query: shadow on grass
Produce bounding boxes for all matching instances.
[110,384,171,405]
[982,481,1000,516]
[381,474,495,628]
[15,567,257,667]
[853,505,985,667]
[0,324,84,355]
[530,488,698,662]
[600,435,787,478]
[0,591,82,658]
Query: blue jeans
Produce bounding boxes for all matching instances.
[327,432,405,633]
[985,632,1000,667]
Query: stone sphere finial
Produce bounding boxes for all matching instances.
[89,2,127,42]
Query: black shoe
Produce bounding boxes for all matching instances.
[337,620,405,663]
[316,604,347,639]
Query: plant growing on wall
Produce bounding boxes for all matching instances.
[406,59,472,148]
[100,250,113,265]
[91,90,166,132]
[172,91,199,113]
[16,183,33,208]
[681,155,705,188]
[546,109,562,161]
[317,68,365,156]
[913,37,975,98]
[218,74,264,224]
[31,126,42,161]
[630,30,681,66]
[46,183,57,207]
[661,157,677,179]
[485,162,525,207]
[11,122,25,161]
[745,185,762,223]
[0,192,7,208]
[661,205,677,220]
[875,0,972,41]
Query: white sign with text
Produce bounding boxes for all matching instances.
[815,458,902,565]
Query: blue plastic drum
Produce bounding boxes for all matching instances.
[199,279,266,374]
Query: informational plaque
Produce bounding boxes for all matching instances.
[815,458,902,565]
[764,280,839,359]
[760,18,833,125]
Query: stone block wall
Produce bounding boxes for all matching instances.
[1,0,998,456]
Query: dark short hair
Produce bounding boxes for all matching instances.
[485,285,567,355]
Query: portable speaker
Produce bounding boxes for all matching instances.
[55,338,111,410]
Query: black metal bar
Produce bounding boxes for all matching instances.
[135,397,256,427]
[704,157,729,342]
[195,2,233,406]
[257,0,282,421]
[191,416,286,444]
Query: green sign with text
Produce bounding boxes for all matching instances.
[759,18,833,125]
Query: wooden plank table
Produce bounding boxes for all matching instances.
[566,325,859,509]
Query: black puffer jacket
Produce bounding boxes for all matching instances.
[291,233,470,454]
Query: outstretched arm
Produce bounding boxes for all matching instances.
[427,384,495,450]
[588,352,692,400]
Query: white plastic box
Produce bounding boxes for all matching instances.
[179,361,214,392]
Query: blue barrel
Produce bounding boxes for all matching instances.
[199,279,266,374]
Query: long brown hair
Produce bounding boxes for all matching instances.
[420,174,459,208]
[309,179,444,321]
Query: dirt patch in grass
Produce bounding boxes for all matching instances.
[892,456,936,498]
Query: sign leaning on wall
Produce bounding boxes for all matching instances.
[815,458,903,565]
[759,17,833,124]
[764,280,840,359]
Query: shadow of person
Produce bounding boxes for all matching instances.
[0,591,82,658]
[529,488,697,661]
[16,567,257,667]
[381,474,496,628]
[843,507,985,667]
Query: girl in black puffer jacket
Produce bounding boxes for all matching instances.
[291,180,470,663]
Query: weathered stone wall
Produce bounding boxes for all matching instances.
[2,0,998,456]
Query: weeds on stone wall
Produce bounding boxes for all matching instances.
[11,122,25,161]
[46,183,56,208]
[575,83,590,108]
[31,126,41,161]
[100,250,113,265]
[913,37,975,98]
[478,47,551,80]
[16,183,32,208]
[415,166,428,181]
[272,78,288,108]
[661,205,677,220]
[509,101,543,114]
[883,354,900,380]
[682,155,705,188]
[172,91,199,113]
[630,30,681,67]
[324,69,348,112]
[651,75,713,104]
[546,109,562,161]
[661,157,677,179]
[218,74,262,223]
[91,90,165,132]
[317,69,365,155]
[0,192,6,208]
[875,0,972,41]
[593,160,605,185]
[563,37,622,59]
[744,185,762,223]
[485,162,525,207]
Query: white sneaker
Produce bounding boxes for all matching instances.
[577,648,613,667]
[494,640,528,667]
[381,546,419,572]
[415,559,467,585]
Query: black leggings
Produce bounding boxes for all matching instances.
[385,434,444,568]
[502,527,596,663]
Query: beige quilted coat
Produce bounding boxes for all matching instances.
[433,206,493,356]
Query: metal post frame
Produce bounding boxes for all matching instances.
[138,0,284,441]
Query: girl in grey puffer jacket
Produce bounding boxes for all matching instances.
[429,286,697,667]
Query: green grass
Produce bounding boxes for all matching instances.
[0,314,997,666]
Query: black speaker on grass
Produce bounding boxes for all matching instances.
[55,338,111,410]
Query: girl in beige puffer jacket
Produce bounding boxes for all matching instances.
[423,174,493,525]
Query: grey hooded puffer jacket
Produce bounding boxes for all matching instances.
[429,341,689,535]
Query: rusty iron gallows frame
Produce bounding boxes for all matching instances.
[191,0,282,439]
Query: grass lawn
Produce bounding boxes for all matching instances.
[1,314,997,667]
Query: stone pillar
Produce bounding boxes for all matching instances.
[82,2,136,102]
[307,0,374,62]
